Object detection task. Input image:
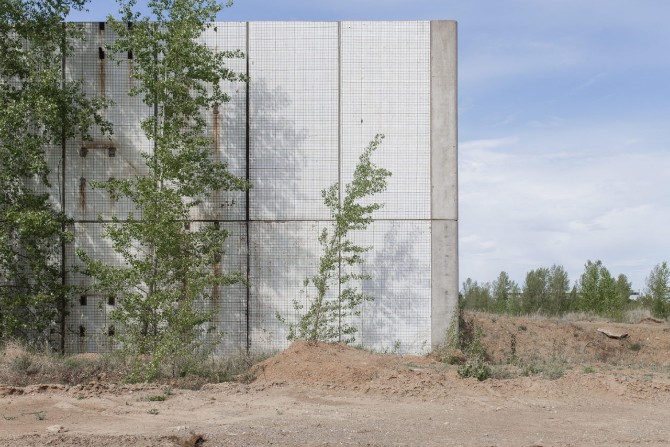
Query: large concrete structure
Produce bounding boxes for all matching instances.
[53,21,458,354]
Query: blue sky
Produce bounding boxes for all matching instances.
[68,1,670,291]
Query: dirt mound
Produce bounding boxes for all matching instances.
[251,340,439,388]
[253,314,670,391]
[247,315,670,403]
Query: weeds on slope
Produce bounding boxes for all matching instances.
[435,311,570,381]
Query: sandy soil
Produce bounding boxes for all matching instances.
[1,314,670,446]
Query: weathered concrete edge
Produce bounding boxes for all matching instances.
[430,20,459,349]
[430,220,459,348]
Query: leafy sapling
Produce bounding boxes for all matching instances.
[279,134,391,343]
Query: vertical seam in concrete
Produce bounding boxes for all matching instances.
[153,24,159,160]
[245,22,251,353]
[337,21,342,342]
[60,22,68,355]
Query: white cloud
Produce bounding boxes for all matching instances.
[459,136,670,290]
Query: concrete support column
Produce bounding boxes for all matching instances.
[430,20,459,348]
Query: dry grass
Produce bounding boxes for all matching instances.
[174,349,274,388]
[0,340,272,388]
[553,311,606,322]
[622,307,654,324]
[480,308,660,325]
[0,341,124,386]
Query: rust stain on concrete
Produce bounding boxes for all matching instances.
[212,220,221,300]
[79,177,86,210]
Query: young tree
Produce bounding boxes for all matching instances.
[461,278,492,312]
[506,282,523,315]
[568,284,579,311]
[280,135,391,344]
[546,265,570,315]
[599,268,620,319]
[577,260,621,319]
[491,271,516,313]
[78,0,248,380]
[577,260,601,312]
[615,273,633,306]
[645,262,670,319]
[521,267,549,314]
[0,0,108,348]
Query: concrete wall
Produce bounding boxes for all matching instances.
[55,21,457,355]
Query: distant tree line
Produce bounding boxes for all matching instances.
[461,260,670,321]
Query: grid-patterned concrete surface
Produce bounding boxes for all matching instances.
[49,21,457,355]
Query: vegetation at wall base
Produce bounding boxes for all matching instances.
[278,134,391,344]
[0,339,271,387]
[455,326,491,381]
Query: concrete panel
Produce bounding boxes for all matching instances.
[248,221,333,352]
[355,221,432,354]
[248,22,339,220]
[193,23,248,221]
[65,23,151,221]
[430,219,459,348]
[189,222,249,355]
[248,220,431,354]
[67,221,249,355]
[64,223,120,353]
[64,293,115,354]
[340,21,431,220]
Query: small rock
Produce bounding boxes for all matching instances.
[596,328,628,339]
[46,425,66,433]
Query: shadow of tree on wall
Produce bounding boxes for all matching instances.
[358,221,431,354]
[246,79,333,352]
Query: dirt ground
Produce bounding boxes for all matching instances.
[2,313,670,446]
